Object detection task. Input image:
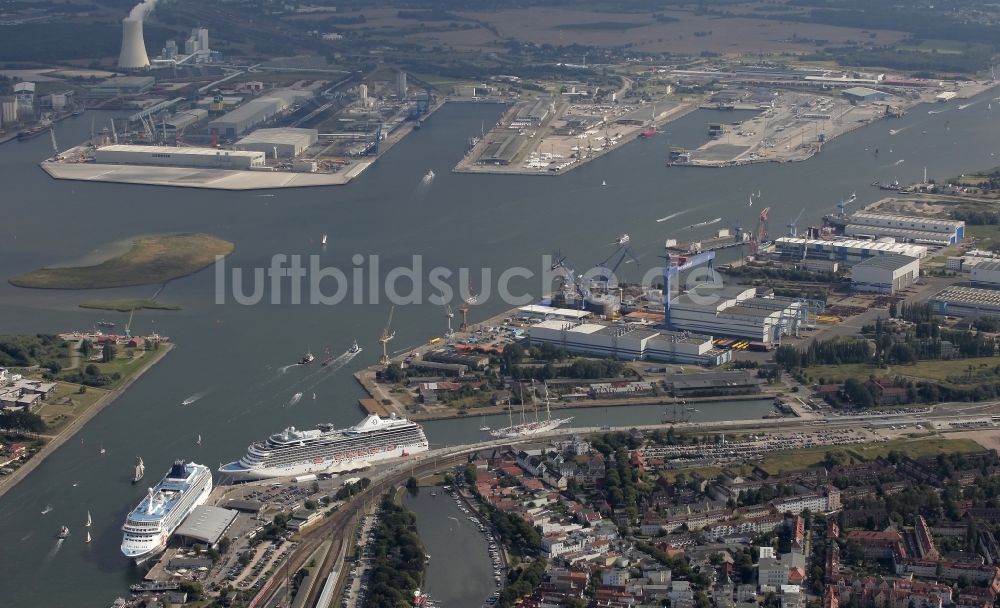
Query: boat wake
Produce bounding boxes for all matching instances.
[277,363,300,374]
[421,169,435,185]
[181,391,207,406]
[655,210,689,223]
[958,101,977,110]
[893,159,905,166]
[46,539,64,560]
[284,392,303,408]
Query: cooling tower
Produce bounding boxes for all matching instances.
[118,18,151,70]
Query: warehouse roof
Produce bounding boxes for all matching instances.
[97,144,263,158]
[236,127,318,146]
[931,285,1000,307]
[973,261,1000,273]
[174,506,238,545]
[842,86,887,98]
[853,254,919,271]
[850,211,963,230]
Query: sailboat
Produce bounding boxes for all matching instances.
[321,234,328,246]
[479,413,491,432]
[601,180,607,187]
[490,381,572,438]
[85,511,91,528]
[85,530,92,544]
[196,435,202,447]
[132,457,145,484]
[99,444,106,455]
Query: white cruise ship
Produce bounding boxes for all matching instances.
[219,414,429,481]
[120,461,212,563]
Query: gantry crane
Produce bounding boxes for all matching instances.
[459,295,477,332]
[787,208,805,237]
[378,306,395,366]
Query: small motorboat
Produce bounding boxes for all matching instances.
[349,340,362,355]
[300,349,315,364]
[57,526,70,539]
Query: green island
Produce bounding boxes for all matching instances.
[9,233,234,289]
[78,298,181,312]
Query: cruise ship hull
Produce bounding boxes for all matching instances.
[121,463,212,564]
[220,443,428,481]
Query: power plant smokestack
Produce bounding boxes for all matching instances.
[118,17,150,70]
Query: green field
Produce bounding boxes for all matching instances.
[966,224,1000,251]
[33,383,109,433]
[79,298,181,312]
[807,358,1000,385]
[10,233,233,289]
[758,436,983,475]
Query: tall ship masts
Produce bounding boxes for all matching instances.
[132,457,145,484]
[490,381,573,438]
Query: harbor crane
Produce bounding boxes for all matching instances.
[787,208,805,237]
[378,306,395,366]
[444,304,454,338]
[596,234,640,284]
[459,295,477,332]
[661,248,715,329]
[124,307,136,340]
[836,191,857,217]
[551,251,590,309]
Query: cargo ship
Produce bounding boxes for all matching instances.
[17,122,52,141]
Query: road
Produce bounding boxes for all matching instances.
[247,399,1000,608]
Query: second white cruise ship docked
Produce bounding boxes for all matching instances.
[121,460,212,564]
[219,414,429,481]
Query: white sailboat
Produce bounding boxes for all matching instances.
[196,435,202,447]
[85,530,92,543]
[321,234,328,246]
[85,511,91,528]
[132,457,145,484]
[99,444,106,455]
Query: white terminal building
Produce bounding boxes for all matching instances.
[235,128,318,158]
[775,237,927,265]
[850,254,920,294]
[527,320,731,366]
[208,89,313,139]
[667,286,804,344]
[94,144,266,170]
[843,211,964,245]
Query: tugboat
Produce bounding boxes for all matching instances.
[57,525,70,539]
[300,349,315,365]
[349,340,362,355]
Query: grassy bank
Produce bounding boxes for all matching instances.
[758,436,983,475]
[9,233,234,289]
[79,298,181,312]
[805,358,1000,385]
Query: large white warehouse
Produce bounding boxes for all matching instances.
[527,320,730,366]
[667,286,803,344]
[208,89,312,139]
[235,128,318,158]
[94,144,266,170]
[971,261,1000,288]
[775,237,927,264]
[844,211,964,245]
[850,254,920,294]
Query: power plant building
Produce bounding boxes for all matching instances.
[667,286,804,344]
[850,254,920,294]
[775,237,927,265]
[843,211,964,245]
[94,144,266,170]
[527,319,730,366]
[118,18,151,70]
[234,128,318,158]
[208,89,312,138]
